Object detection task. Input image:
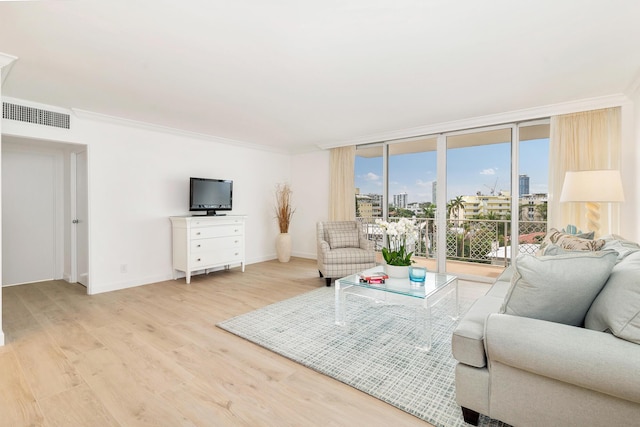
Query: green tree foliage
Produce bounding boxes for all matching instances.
[423,204,436,218]
[447,196,465,219]
[536,202,548,220]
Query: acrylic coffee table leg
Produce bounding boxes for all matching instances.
[335,279,347,326]
[415,303,432,352]
[453,278,460,320]
[416,277,458,352]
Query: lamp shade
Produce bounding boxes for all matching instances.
[560,170,625,203]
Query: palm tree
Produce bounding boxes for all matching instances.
[535,203,548,221]
[447,196,465,219]
[423,204,436,218]
[485,212,498,221]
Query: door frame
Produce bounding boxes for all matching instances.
[69,149,90,293]
[70,151,78,283]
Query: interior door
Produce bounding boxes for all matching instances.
[76,150,89,287]
[2,149,57,285]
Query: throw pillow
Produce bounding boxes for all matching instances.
[536,243,567,256]
[601,234,640,261]
[327,228,359,249]
[536,228,605,255]
[585,250,640,344]
[500,251,617,326]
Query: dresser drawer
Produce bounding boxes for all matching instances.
[191,236,242,253]
[190,225,243,239]
[190,248,244,266]
[190,218,243,228]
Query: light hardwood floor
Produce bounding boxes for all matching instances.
[1,258,489,427]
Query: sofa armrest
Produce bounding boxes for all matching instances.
[318,239,331,255]
[485,313,640,404]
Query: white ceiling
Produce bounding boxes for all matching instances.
[1,0,639,153]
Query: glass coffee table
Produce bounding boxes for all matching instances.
[335,267,458,352]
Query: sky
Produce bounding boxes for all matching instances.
[355,138,549,204]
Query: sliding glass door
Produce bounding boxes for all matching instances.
[354,120,549,280]
[445,127,512,278]
[388,137,438,270]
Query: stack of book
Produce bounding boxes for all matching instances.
[358,271,388,284]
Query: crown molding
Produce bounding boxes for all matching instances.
[626,69,640,97]
[0,52,18,86]
[71,108,290,154]
[319,94,631,149]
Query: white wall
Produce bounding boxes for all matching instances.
[290,149,330,259]
[3,100,291,294]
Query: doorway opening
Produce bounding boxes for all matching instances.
[1,135,89,293]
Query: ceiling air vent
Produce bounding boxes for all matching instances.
[2,102,70,129]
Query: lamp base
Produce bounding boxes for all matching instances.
[585,201,600,236]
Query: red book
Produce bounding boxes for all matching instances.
[359,271,388,284]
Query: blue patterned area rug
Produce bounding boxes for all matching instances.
[217,287,506,427]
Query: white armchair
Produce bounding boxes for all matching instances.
[317,221,376,286]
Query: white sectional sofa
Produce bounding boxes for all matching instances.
[452,232,640,426]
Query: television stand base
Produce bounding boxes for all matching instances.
[205,210,226,216]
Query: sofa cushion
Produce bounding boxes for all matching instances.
[500,251,617,326]
[452,295,505,368]
[537,228,605,255]
[327,228,359,249]
[322,247,375,264]
[585,250,640,344]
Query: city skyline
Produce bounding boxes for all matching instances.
[355,138,549,204]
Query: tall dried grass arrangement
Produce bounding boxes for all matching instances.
[275,183,295,233]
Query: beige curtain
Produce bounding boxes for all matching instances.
[548,107,621,236]
[329,146,356,221]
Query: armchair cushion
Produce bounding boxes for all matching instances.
[322,247,376,265]
[327,228,359,249]
[500,251,617,326]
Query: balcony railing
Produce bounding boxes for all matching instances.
[358,217,547,267]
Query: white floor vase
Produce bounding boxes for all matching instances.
[276,233,292,262]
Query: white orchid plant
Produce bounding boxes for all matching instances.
[375,218,418,266]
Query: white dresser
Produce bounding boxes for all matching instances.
[170,215,246,284]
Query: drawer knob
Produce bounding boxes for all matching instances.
[196,258,201,262]
[196,232,201,235]
[197,244,201,248]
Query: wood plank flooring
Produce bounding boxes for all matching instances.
[1,258,489,427]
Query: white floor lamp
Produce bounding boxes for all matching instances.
[559,170,625,236]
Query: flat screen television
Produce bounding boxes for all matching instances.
[189,177,233,216]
